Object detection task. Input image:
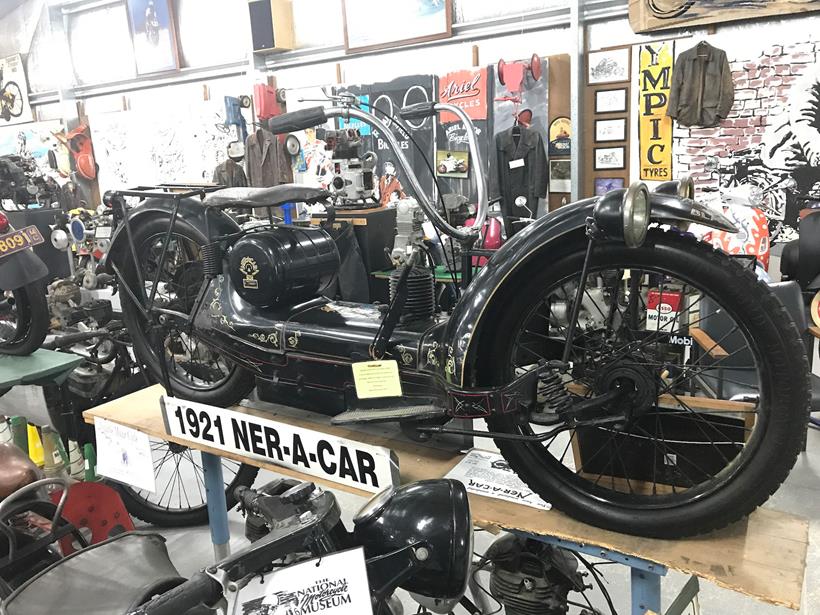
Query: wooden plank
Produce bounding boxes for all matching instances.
[690,327,729,358]
[628,0,820,34]
[83,385,807,610]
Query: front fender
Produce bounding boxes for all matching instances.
[101,197,240,273]
[0,247,48,290]
[439,192,736,388]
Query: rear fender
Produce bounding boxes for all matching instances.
[101,197,240,273]
[0,246,48,290]
[439,193,736,388]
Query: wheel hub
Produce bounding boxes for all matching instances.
[594,361,657,420]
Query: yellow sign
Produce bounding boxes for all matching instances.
[352,360,403,399]
[639,41,674,181]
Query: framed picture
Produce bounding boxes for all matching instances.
[435,149,469,179]
[594,146,626,171]
[595,88,627,113]
[549,160,571,193]
[595,118,627,142]
[594,177,625,196]
[548,116,571,157]
[125,0,179,75]
[343,0,452,53]
[588,47,630,84]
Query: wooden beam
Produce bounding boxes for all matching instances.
[690,327,729,358]
[471,44,479,67]
[566,383,756,413]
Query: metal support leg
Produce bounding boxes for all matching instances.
[201,452,230,561]
[631,567,662,615]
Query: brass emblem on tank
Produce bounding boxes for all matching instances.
[239,256,260,290]
[400,349,413,366]
[426,341,440,368]
[287,330,301,348]
[445,346,456,376]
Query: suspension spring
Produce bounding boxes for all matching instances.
[539,368,574,414]
[201,241,222,278]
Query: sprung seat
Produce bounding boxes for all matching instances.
[203,184,330,209]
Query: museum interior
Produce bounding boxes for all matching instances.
[0,1,819,614]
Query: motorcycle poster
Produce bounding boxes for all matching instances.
[435,149,470,178]
[125,0,180,75]
[0,54,31,126]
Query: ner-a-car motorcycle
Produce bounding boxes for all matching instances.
[101,98,809,539]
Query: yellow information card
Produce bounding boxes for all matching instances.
[352,360,403,399]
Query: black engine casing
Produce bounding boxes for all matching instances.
[228,226,339,308]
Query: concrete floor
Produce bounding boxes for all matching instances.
[1,384,818,614]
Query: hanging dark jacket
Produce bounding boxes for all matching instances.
[667,42,734,128]
[212,158,248,188]
[494,126,548,231]
[245,128,293,187]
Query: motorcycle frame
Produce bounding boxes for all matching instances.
[102,105,738,423]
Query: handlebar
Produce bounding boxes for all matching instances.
[41,322,122,350]
[131,571,222,615]
[266,101,486,242]
[268,106,328,134]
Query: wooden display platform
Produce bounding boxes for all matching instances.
[84,385,809,610]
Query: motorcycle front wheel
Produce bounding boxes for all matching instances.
[0,283,48,356]
[483,230,809,538]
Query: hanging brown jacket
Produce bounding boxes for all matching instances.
[245,127,293,187]
[667,42,734,128]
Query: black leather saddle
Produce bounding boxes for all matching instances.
[0,531,210,615]
[203,184,330,209]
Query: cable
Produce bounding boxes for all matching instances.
[575,553,618,615]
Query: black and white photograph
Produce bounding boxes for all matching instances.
[594,146,626,170]
[594,118,627,142]
[587,47,630,84]
[594,88,627,113]
[126,0,179,74]
[549,159,571,193]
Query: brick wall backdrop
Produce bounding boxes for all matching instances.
[673,41,818,187]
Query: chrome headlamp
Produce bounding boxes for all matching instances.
[593,181,651,248]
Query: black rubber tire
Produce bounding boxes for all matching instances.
[114,461,259,527]
[117,216,255,407]
[0,283,48,356]
[484,230,810,538]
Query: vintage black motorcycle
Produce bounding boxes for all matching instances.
[101,99,809,538]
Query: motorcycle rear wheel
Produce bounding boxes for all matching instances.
[483,230,809,537]
[0,283,48,356]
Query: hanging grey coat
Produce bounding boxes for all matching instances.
[667,42,735,128]
[494,125,548,233]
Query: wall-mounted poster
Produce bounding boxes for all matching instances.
[629,0,820,34]
[436,150,469,178]
[549,159,571,193]
[594,118,626,143]
[594,177,625,196]
[594,146,626,170]
[638,41,674,181]
[548,117,571,156]
[438,68,488,123]
[126,0,180,75]
[343,0,452,53]
[588,48,630,84]
[0,54,32,126]
[595,88,627,113]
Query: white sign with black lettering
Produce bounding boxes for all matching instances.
[232,547,372,615]
[95,417,156,492]
[161,396,398,493]
[445,449,550,510]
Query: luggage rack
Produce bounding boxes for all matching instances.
[106,183,225,201]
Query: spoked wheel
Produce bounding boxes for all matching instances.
[1,81,24,118]
[115,439,259,526]
[118,217,255,406]
[116,217,257,525]
[485,231,809,537]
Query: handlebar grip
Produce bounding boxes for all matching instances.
[133,572,222,615]
[399,101,437,121]
[267,107,328,134]
[42,330,103,350]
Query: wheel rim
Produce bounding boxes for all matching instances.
[3,83,23,117]
[136,232,235,391]
[507,261,768,509]
[125,438,243,514]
